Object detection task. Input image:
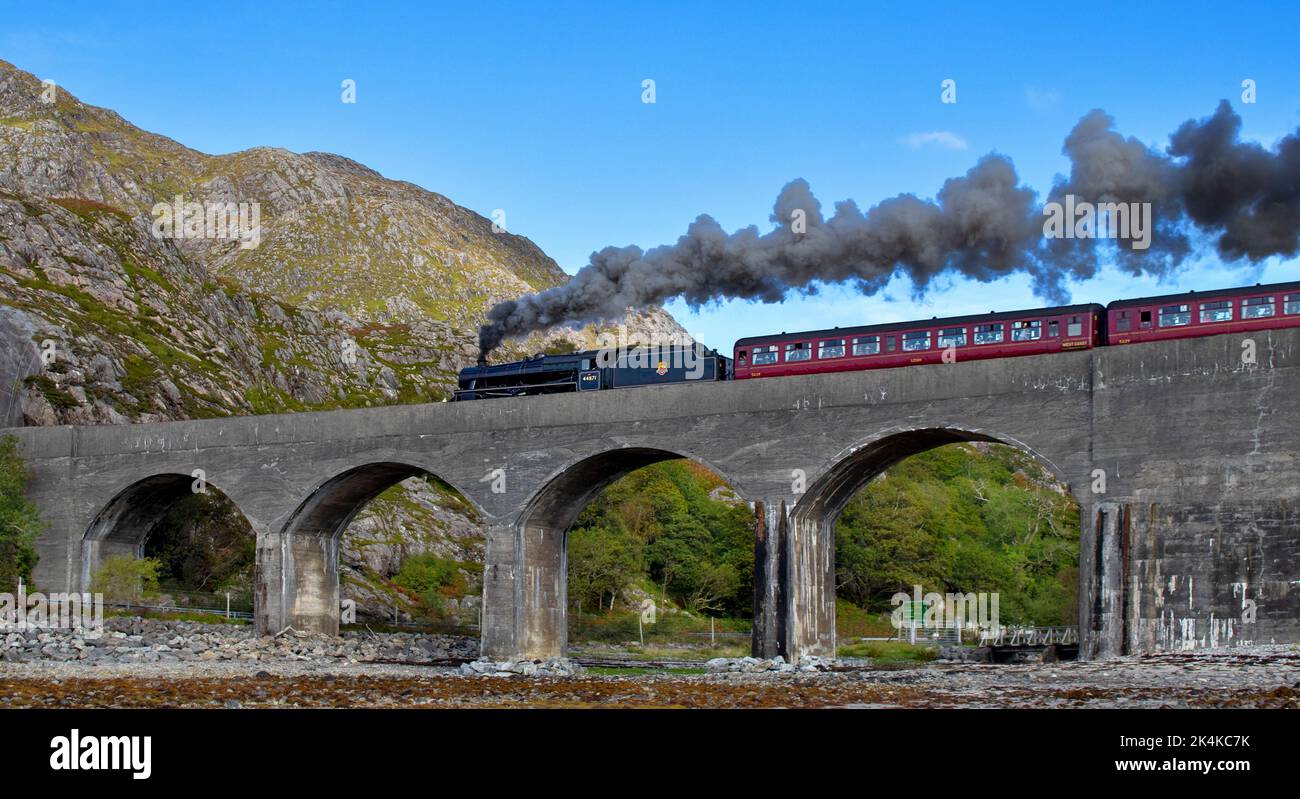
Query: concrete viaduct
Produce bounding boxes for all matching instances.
[6,327,1300,661]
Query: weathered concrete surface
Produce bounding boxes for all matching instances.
[5,327,1299,660]
[1090,329,1300,654]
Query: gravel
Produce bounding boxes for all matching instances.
[2,618,1296,708]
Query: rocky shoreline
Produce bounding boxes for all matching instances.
[2,618,1298,709]
[0,616,478,666]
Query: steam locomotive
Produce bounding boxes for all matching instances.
[455,345,730,400]
[455,280,1300,400]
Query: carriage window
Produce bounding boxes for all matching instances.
[851,336,879,356]
[936,327,966,347]
[1140,310,1152,328]
[751,345,778,365]
[1286,294,1300,315]
[902,330,931,351]
[1159,304,1192,327]
[1115,311,1131,333]
[886,336,896,352]
[1049,321,1060,338]
[1199,300,1233,323]
[785,342,811,361]
[1011,320,1042,341]
[1067,316,1082,336]
[818,339,845,359]
[1243,296,1275,318]
[973,323,1003,344]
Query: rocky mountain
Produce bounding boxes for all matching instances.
[0,58,689,427]
[0,58,689,621]
[0,191,404,426]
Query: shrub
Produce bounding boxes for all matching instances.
[90,555,161,601]
[0,435,44,592]
[392,553,467,619]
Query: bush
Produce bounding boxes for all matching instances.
[392,553,468,619]
[91,556,161,601]
[0,435,44,592]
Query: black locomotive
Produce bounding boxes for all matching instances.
[454,346,731,400]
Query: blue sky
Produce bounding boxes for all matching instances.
[5,1,1300,350]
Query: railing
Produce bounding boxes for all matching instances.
[893,621,961,646]
[978,626,1078,647]
[103,600,254,621]
[99,588,255,620]
[892,622,1079,648]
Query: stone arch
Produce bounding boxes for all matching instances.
[486,446,737,660]
[259,460,482,635]
[519,447,732,535]
[794,426,1079,525]
[771,426,1081,660]
[80,472,249,591]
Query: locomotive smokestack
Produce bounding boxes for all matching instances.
[476,101,1300,357]
[476,355,487,368]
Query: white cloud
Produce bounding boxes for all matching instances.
[899,131,969,151]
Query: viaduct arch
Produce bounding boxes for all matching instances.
[7,327,1299,661]
[762,427,1083,659]
[80,471,249,591]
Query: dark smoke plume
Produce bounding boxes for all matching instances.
[479,101,1300,358]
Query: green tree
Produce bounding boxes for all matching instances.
[834,443,1079,626]
[91,555,161,601]
[566,460,755,617]
[835,471,953,607]
[567,523,643,613]
[0,435,44,593]
[143,491,255,592]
